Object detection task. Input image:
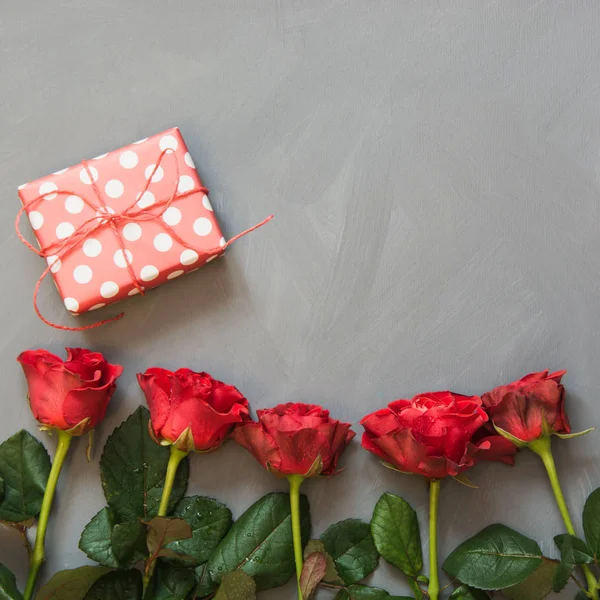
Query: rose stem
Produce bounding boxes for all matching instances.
[529,436,599,600]
[428,479,441,600]
[24,430,73,600]
[288,475,305,600]
[143,445,188,594]
[158,445,188,517]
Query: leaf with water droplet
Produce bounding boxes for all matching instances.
[166,496,232,566]
[214,571,256,600]
[198,492,310,594]
[100,407,189,521]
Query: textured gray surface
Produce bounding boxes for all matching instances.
[1,1,600,597]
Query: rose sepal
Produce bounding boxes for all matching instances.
[493,424,529,447]
[453,473,478,489]
[555,428,595,440]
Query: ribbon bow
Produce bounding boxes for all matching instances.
[16,148,272,331]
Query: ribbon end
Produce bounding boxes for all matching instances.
[224,214,274,248]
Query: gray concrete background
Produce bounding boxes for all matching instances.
[2,1,600,597]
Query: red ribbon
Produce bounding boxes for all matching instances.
[16,148,273,331]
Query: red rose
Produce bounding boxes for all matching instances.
[482,370,569,443]
[231,403,355,477]
[137,368,250,452]
[361,391,516,480]
[17,348,123,435]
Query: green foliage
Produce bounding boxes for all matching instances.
[304,539,342,584]
[370,493,422,577]
[83,570,142,600]
[554,534,594,565]
[300,552,327,599]
[112,520,147,565]
[100,407,188,522]
[0,431,50,523]
[79,508,121,568]
[214,572,256,600]
[448,585,489,599]
[151,563,195,600]
[442,524,543,590]
[146,517,192,561]
[0,565,23,600]
[200,492,311,593]
[334,584,412,599]
[583,487,600,561]
[501,558,557,600]
[35,566,111,600]
[79,508,147,568]
[167,496,232,566]
[321,519,379,585]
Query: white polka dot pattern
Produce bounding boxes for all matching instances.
[194,217,213,236]
[83,238,102,258]
[123,223,142,241]
[29,211,44,230]
[100,281,119,298]
[73,265,93,284]
[79,166,99,184]
[65,195,84,214]
[154,233,173,252]
[140,265,159,281]
[113,249,133,268]
[17,128,224,314]
[64,297,79,312]
[119,151,138,169]
[39,182,58,201]
[105,180,124,198]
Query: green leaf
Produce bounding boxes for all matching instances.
[321,519,379,585]
[35,566,112,600]
[83,570,142,600]
[100,407,189,522]
[201,492,311,592]
[151,563,195,600]
[167,496,232,566]
[449,585,489,599]
[442,524,543,590]
[583,487,600,560]
[370,493,422,577]
[0,431,51,523]
[501,557,557,600]
[146,517,192,560]
[112,520,147,564]
[555,534,594,565]
[0,564,23,600]
[0,478,4,504]
[79,508,121,568]
[300,552,327,599]
[214,571,256,600]
[334,584,412,599]
[551,560,572,593]
[303,540,342,584]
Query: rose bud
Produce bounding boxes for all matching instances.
[231,403,355,478]
[17,347,123,435]
[137,368,250,453]
[482,370,592,445]
[361,391,516,480]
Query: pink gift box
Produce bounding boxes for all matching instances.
[17,128,227,321]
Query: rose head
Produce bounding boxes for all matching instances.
[17,347,123,435]
[482,370,569,444]
[137,368,250,452]
[361,391,516,480]
[231,403,356,478]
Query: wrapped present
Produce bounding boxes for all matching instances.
[17,128,271,329]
